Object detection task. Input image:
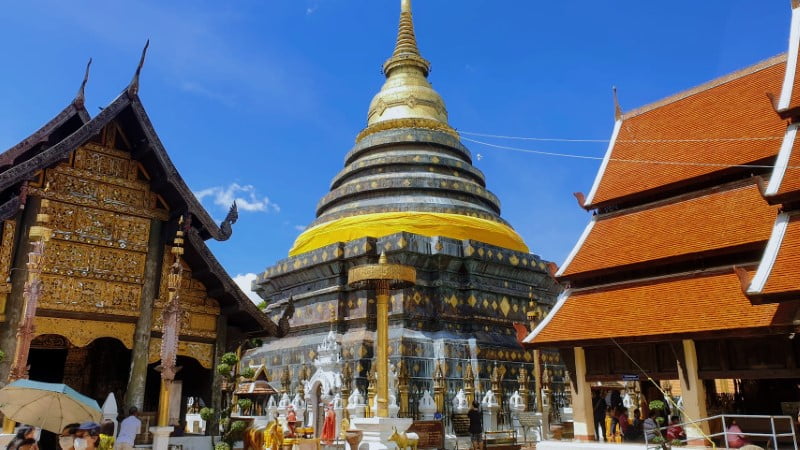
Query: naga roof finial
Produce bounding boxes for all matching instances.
[128,39,150,96]
[74,58,92,108]
[217,200,239,241]
[613,86,623,121]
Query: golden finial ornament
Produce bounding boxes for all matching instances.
[362,0,453,136]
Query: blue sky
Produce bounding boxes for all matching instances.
[0,1,790,300]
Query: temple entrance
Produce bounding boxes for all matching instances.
[145,355,212,430]
[84,338,132,403]
[29,334,69,383]
[28,335,132,404]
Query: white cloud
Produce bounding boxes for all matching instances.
[294,224,307,231]
[194,183,280,213]
[306,6,318,15]
[233,272,261,304]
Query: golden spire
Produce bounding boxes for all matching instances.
[384,0,429,76]
[363,0,451,135]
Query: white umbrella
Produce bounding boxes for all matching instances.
[0,380,101,433]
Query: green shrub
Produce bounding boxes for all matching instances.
[214,442,231,450]
[199,407,215,422]
[240,367,256,380]
[216,363,232,376]
[221,352,239,366]
[649,399,665,410]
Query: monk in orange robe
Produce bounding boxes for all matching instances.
[320,403,336,444]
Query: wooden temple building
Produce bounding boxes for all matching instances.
[524,2,800,442]
[0,54,276,418]
[245,0,563,422]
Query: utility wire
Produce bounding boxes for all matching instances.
[459,130,783,144]
[460,136,799,170]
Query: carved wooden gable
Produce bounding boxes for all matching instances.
[31,121,168,321]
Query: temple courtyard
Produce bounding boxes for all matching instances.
[0,1,798,450]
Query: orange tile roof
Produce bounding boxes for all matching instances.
[588,56,789,208]
[561,183,777,278]
[527,269,798,346]
[761,213,800,296]
[773,146,800,198]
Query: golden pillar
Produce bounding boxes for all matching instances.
[366,367,376,418]
[463,363,475,405]
[533,351,543,412]
[348,252,415,418]
[433,361,445,414]
[518,367,530,410]
[397,360,409,418]
[341,362,352,417]
[3,200,52,433]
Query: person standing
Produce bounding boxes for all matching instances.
[592,390,606,441]
[468,400,483,450]
[115,407,141,450]
[320,403,336,445]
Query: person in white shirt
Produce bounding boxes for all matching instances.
[115,407,141,450]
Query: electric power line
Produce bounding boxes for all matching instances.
[460,136,799,170]
[458,130,784,144]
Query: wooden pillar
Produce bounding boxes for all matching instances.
[124,218,164,411]
[0,197,40,383]
[533,350,543,412]
[570,347,595,441]
[679,339,710,446]
[209,314,227,436]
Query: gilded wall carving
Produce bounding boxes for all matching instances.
[40,274,141,316]
[42,240,146,283]
[74,145,132,180]
[148,338,214,369]
[48,200,150,253]
[33,316,135,348]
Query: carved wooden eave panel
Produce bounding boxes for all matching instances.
[152,250,220,340]
[148,337,214,369]
[184,230,277,335]
[33,316,136,349]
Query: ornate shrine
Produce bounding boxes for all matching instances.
[0,54,276,416]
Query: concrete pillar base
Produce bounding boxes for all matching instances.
[350,417,412,450]
[150,426,173,450]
